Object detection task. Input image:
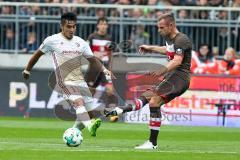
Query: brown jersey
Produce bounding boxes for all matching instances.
[87,32,112,64]
[165,32,192,81]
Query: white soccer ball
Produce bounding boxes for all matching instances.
[63,127,83,147]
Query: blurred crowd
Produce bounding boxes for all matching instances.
[191,45,240,75]
[0,0,240,76]
[1,0,240,19]
[0,0,239,7]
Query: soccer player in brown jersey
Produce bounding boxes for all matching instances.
[86,17,113,92]
[105,12,192,149]
[85,17,118,120]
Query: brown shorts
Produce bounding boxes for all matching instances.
[152,73,190,103]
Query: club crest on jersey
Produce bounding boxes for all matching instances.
[166,42,175,52]
[176,48,183,54]
[166,42,175,60]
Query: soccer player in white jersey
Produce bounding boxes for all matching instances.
[22,12,114,137]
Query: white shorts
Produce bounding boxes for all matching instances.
[59,80,96,112]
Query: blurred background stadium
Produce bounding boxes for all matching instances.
[0,1,240,159]
[1,0,240,127]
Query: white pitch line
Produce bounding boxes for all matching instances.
[0,141,238,154]
[0,141,63,146]
[0,148,238,154]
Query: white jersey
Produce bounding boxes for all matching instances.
[39,33,93,82]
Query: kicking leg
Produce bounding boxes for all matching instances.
[104,96,148,117]
[104,90,157,117]
[73,98,101,137]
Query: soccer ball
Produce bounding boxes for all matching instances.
[63,127,83,147]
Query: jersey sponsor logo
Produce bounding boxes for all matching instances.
[62,50,81,55]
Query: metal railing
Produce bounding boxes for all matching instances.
[0,2,239,55]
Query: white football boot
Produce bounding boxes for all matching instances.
[135,140,158,150]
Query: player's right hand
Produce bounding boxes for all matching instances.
[22,70,30,80]
[138,45,151,55]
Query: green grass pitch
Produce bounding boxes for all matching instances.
[0,116,240,160]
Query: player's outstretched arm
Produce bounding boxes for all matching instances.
[139,45,167,55]
[22,50,44,80]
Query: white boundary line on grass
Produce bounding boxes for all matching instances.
[0,142,238,154]
[0,148,238,154]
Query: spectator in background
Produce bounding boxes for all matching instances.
[178,9,188,21]
[155,10,164,19]
[144,0,159,18]
[148,0,159,5]
[184,0,197,6]
[22,32,38,53]
[157,0,172,6]
[117,0,131,5]
[191,44,218,74]
[96,8,105,18]
[133,0,148,5]
[1,6,14,15]
[130,24,149,52]
[61,0,71,14]
[131,8,144,19]
[48,0,62,16]
[117,0,131,17]
[178,10,189,34]
[209,0,224,6]
[121,8,145,45]
[192,0,210,19]
[168,0,181,5]
[232,0,240,7]
[197,0,209,6]
[218,27,228,55]
[218,47,240,75]
[2,28,15,50]
[219,10,228,20]
[71,0,91,16]
[19,6,30,15]
[108,9,120,43]
[198,10,209,19]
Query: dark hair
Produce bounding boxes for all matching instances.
[158,12,175,24]
[97,17,108,25]
[61,12,77,25]
[198,43,214,62]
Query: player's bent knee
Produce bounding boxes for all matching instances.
[141,90,157,101]
[149,96,164,107]
[74,98,85,107]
